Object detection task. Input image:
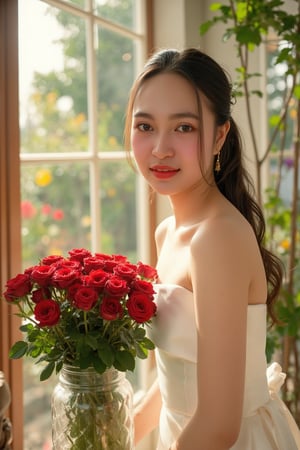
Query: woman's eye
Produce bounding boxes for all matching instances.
[137,123,152,132]
[177,124,193,133]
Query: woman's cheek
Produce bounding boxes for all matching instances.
[132,134,149,161]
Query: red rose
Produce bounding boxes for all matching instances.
[68,248,92,263]
[56,259,82,270]
[105,276,129,297]
[67,281,84,302]
[31,265,56,287]
[41,255,64,266]
[100,297,123,320]
[94,253,113,260]
[24,266,35,276]
[86,269,109,290]
[131,279,155,297]
[3,273,32,301]
[31,288,51,304]
[73,287,98,311]
[83,256,105,273]
[113,262,137,281]
[52,267,80,289]
[102,260,119,273]
[137,262,158,281]
[111,254,128,263]
[126,292,157,323]
[34,299,60,327]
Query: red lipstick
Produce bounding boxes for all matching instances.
[150,165,180,179]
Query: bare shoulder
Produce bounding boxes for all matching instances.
[191,210,259,263]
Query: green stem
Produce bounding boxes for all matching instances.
[83,311,89,334]
[54,325,75,358]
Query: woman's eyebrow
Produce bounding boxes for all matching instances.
[133,111,199,120]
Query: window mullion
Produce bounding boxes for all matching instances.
[86,2,101,252]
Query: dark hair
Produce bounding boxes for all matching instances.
[124,47,283,322]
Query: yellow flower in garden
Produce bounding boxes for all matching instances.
[74,113,85,126]
[107,188,116,198]
[47,92,57,105]
[81,215,91,227]
[108,136,118,147]
[48,248,63,256]
[35,169,52,187]
[279,239,290,250]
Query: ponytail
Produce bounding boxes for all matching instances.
[215,118,283,323]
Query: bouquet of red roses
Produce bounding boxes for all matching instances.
[2,248,158,381]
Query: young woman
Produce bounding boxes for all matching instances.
[125,48,300,450]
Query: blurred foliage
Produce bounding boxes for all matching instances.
[21,0,138,268]
[200,0,300,422]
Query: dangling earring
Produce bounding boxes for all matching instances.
[215,152,221,172]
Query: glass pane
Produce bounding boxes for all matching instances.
[24,358,53,449]
[100,160,137,260]
[94,0,137,31]
[97,27,136,151]
[63,0,86,6]
[21,163,91,268]
[19,0,89,153]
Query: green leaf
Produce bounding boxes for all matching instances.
[9,341,28,359]
[28,345,42,358]
[269,114,281,127]
[142,337,155,350]
[236,27,261,46]
[251,90,263,98]
[97,342,114,367]
[210,2,222,12]
[135,344,148,359]
[40,361,55,381]
[133,327,146,340]
[236,2,248,22]
[20,323,34,333]
[199,20,213,36]
[93,357,106,374]
[276,47,291,64]
[79,351,92,369]
[85,334,98,350]
[114,350,135,372]
[294,85,300,100]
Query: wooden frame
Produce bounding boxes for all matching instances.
[0,0,23,448]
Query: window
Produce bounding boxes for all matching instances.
[0,1,155,448]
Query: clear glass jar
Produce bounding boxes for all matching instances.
[51,365,134,450]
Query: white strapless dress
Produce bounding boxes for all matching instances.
[148,284,300,450]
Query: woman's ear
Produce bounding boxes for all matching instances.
[214,120,230,155]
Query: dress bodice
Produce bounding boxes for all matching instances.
[149,284,270,416]
[148,284,300,450]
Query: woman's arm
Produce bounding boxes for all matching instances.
[174,216,256,450]
[134,378,162,445]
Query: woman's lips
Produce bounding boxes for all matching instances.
[150,165,180,179]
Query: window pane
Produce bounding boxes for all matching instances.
[19,0,89,153]
[21,163,91,268]
[100,160,137,259]
[94,0,138,31]
[64,0,86,6]
[97,27,136,151]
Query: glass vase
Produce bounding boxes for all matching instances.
[51,365,134,450]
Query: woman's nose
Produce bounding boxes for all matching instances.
[151,133,174,159]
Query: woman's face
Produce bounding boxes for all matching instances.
[130,72,228,197]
